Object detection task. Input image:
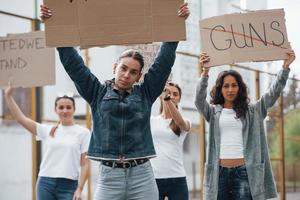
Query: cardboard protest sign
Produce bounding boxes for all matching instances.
[44,0,186,47]
[199,9,291,67]
[0,31,55,88]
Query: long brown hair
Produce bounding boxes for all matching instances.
[159,82,182,136]
[210,70,249,118]
[49,95,75,137]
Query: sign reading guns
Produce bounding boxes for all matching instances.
[0,31,55,88]
[199,9,291,67]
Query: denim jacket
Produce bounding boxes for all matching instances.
[194,69,290,200]
[57,42,178,160]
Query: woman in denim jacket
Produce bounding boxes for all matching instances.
[195,50,295,200]
[41,3,189,200]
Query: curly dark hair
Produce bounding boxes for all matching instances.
[210,70,250,119]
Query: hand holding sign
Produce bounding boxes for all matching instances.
[178,2,190,19]
[199,52,210,76]
[42,0,186,47]
[40,5,52,21]
[283,49,296,69]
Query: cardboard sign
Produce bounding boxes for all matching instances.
[200,9,291,67]
[0,31,55,88]
[44,0,186,47]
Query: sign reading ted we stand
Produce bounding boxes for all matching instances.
[0,31,55,88]
[200,9,291,67]
[44,0,186,47]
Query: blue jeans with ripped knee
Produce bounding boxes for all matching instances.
[217,165,252,200]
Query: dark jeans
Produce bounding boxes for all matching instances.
[156,177,189,200]
[217,165,252,200]
[36,176,78,200]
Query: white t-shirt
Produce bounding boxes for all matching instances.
[150,115,190,179]
[36,123,91,180]
[219,108,244,159]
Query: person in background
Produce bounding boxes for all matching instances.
[151,82,191,200]
[5,85,91,200]
[195,50,295,200]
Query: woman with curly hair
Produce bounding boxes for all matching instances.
[195,50,295,200]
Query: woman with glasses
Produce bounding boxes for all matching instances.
[40,3,190,200]
[150,82,191,200]
[195,50,295,200]
[4,85,91,200]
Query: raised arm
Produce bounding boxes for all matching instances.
[57,47,104,105]
[142,42,178,103]
[40,5,104,105]
[162,90,190,132]
[4,84,36,135]
[258,49,296,118]
[194,53,214,121]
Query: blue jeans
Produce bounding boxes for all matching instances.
[217,165,252,200]
[93,161,158,200]
[156,177,189,200]
[36,176,78,200]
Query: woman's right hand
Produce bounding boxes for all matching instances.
[199,52,210,76]
[283,49,296,69]
[40,5,52,21]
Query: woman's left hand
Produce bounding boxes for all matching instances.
[283,49,296,69]
[178,2,190,19]
[73,187,82,200]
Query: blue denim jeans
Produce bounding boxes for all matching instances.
[156,177,189,200]
[36,176,78,200]
[93,161,158,200]
[217,165,252,200]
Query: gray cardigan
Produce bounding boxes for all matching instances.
[194,69,290,200]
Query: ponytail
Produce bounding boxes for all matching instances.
[49,121,60,137]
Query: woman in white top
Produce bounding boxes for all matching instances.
[150,82,191,200]
[4,84,91,200]
[195,50,295,200]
